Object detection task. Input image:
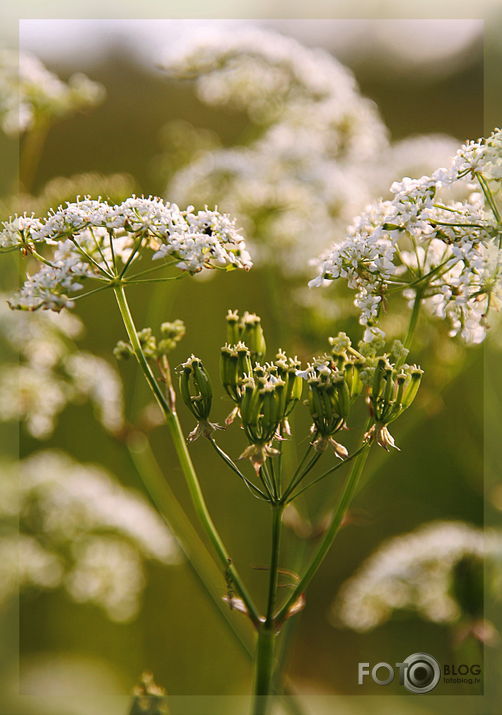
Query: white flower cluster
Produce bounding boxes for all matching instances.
[0,50,104,135]
[0,299,124,437]
[163,26,460,278]
[1,196,251,311]
[333,521,502,632]
[311,128,502,343]
[0,450,180,621]
[162,26,385,155]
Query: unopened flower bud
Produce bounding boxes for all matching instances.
[113,340,133,360]
[160,319,186,343]
[220,344,239,402]
[242,312,266,359]
[401,366,423,409]
[225,309,240,344]
[179,355,212,421]
[236,341,252,377]
[137,328,157,358]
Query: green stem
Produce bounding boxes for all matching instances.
[266,505,283,627]
[128,431,307,715]
[19,120,50,193]
[113,283,260,627]
[126,431,253,657]
[404,288,423,351]
[282,452,322,502]
[476,172,501,224]
[208,436,269,501]
[252,504,284,715]
[288,444,366,502]
[253,628,275,715]
[275,447,370,625]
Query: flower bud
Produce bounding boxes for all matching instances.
[239,379,260,427]
[220,344,240,402]
[225,309,240,344]
[113,340,133,360]
[236,341,252,377]
[137,328,157,358]
[401,366,423,409]
[158,320,185,355]
[160,319,186,341]
[179,355,212,421]
[242,312,266,360]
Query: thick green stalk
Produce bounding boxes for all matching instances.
[265,505,284,627]
[252,504,284,715]
[113,283,260,627]
[275,447,370,625]
[253,627,276,715]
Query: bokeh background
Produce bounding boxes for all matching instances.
[0,15,501,715]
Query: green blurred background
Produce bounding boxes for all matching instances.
[0,17,500,715]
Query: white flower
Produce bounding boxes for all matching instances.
[164,26,463,293]
[3,196,251,311]
[310,128,502,343]
[0,50,104,136]
[0,450,180,622]
[333,521,502,632]
[0,299,124,437]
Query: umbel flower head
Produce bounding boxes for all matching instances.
[0,196,252,312]
[297,332,365,456]
[163,25,462,293]
[180,314,423,484]
[310,128,502,344]
[221,340,303,471]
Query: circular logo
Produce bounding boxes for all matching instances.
[402,653,440,694]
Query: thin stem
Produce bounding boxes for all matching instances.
[208,437,269,501]
[258,468,275,503]
[72,282,114,302]
[281,451,322,502]
[107,228,117,273]
[113,283,261,627]
[287,445,366,502]
[125,275,185,285]
[259,463,276,502]
[69,237,114,280]
[476,172,501,224]
[89,226,112,274]
[403,288,423,351]
[282,443,313,497]
[127,258,179,280]
[275,446,370,625]
[119,235,144,278]
[263,459,278,502]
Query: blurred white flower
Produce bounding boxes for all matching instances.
[0,450,180,622]
[333,521,502,632]
[163,26,461,283]
[0,50,104,136]
[0,300,124,438]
